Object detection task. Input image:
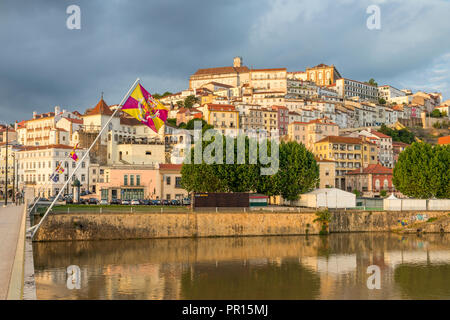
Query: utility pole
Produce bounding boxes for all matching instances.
[5,124,8,206]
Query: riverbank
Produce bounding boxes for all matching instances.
[32,210,450,241]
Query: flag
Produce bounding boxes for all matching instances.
[70,144,79,162]
[56,163,64,174]
[50,173,59,182]
[121,83,168,133]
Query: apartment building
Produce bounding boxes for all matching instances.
[378,85,405,102]
[288,118,339,150]
[16,144,90,197]
[357,129,394,168]
[314,136,378,190]
[271,105,289,136]
[16,106,82,146]
[204,104,239,136]
[335,78,378,102]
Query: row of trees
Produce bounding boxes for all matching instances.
[430,109,448,118]
[393,142,450,199]
[181,136,319,202]
[379,124,416,144]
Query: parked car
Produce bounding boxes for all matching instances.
[152,199,161,205]
[130,199,140,206]
[170,199,180,206]
[78,198,88,205]
[140,199,151,205]
[88,198,98,205]
[99,199,108,205]
[65,197,74,204]
[121,199,130,205]
[162,199,170,206]
[182,198,191,205]
[110,198,121,205]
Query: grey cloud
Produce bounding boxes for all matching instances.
[0,0,449,123]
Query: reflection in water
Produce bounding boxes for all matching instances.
[33,233,450,300]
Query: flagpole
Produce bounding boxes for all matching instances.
[28,78,140,238]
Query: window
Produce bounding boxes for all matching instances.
[175,177,182,188]
[130,175,134,186]
[166,177,171,185]
[136,175,140,186]
[81,162,85,168]
[81,174,85,182]
[124,175,128,186]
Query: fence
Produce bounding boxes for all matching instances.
[383,198,450,211]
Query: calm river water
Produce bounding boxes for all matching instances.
[33,233,450,300]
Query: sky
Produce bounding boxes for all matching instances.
[1,0,450,123]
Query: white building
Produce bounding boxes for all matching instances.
[17,144,90,197]
[378,85,406,102]
[335,78,378,102]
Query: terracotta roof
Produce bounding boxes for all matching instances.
[85,98,113,116]
[207,104,236,112]
[438,135,450,145]
[203,81,234,89]
[159,164,182,171]
[370,130,391,139]
[192,66,249,76]
[392,141,410,147]
[316,136,362,144]
[62,117,83,124]
[346,164,393,175]
[251,68,286,72]
[315,156,335,163]
[19,144,76,151]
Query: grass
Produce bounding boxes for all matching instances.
[36,204,189,214]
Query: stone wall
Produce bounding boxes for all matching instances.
[34,212,322,241]
[33,210,450,241]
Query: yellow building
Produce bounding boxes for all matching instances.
[315,157,336,188]
[314,136,378,190]
[306,64,342,86]
[205,104,239,136]
[288,118,339,151]
[249,68,287,93]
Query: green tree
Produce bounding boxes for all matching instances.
[431,109,442,118]
[378,98,386,105]
[166,118,177,127]
[184,95,199,109]
[393,142,450,198]
[270,141,319,201]
[367,78,378,86]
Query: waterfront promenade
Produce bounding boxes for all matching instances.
[0,204,25,299]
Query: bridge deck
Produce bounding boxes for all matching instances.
[0,204,25,300]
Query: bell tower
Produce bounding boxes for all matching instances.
[233,56,242,68]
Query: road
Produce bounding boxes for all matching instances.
[0,204,25,299]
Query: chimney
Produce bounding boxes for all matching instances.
[33,111,37,119]
[14,121,18,131]
[55,106,60,115]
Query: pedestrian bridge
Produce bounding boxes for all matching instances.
[0,203,36,300]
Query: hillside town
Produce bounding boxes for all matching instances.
[1,57,449,204]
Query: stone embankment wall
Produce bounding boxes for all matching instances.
[33,210,450,241]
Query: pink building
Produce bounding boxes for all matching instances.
[95,164,188,201]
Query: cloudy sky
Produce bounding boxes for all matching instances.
[1,0,450,123]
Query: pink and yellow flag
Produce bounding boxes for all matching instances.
[56,162,64,174]
[70,144,79,162]
[121,83,168,133]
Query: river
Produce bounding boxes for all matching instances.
[33,233,450,299]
